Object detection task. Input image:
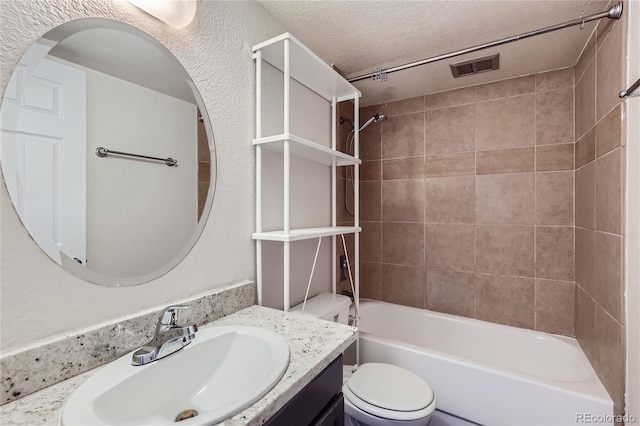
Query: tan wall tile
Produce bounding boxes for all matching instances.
[536,87,574,145]
[595,105,622,158]
[596,20,623,122]
[426,269,475,318]
[383,157,424,180]
[535,279,575,336]
[198,161,211,182]
[338,232,355,261]
[338,177,350,225]
[575,227,596,297]
[596,15,617,48]
[476,225,534,277]
[360,181,381,221]
[425,176,475,223]
[361,160,381,181]
[576,286,596,362]
[381,113,424,159]
[594,306,625,415]
[355,68,582,334]
[476,147,534,175]
[338,102,355,153]
[475,273,534,328]
[360,261,382,300]
[575,32,596,83]
[382,222,425,267]
[595,232,623,323]
[360,105,381,122]
[595,149,622,234]
[425,86,475,110]
[536,143,574,172]
[536,68,574,92]
[425,224,475,272]
[475,75,535,102]
[536,171,574,226]
[575,60,596,140]
[382,179,424,222]
[361,221,381,263]
[381,264,425,308]
[476,94,535,151]
[536,226,575,281]
[383,96,424,117]
[426,104,475,155]
[360,121,381,161]
[575,162,596,229]
[425,152,475,177]
[476,173,534,225]
[575,128,596,169]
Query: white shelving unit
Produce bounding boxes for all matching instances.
[252,33,361,311]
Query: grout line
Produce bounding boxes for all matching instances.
[473,86,478,319]
[533,85,538,331]
[423,109,428,309]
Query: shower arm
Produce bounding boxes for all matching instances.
[347,2,623,83]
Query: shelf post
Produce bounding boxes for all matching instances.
[331,97,337,295]
[283,37,291,311]
[255,50,263,306]
[353,94,360,318]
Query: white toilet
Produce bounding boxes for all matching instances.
[291,293,436,426]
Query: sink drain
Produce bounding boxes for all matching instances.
[175,409,198,422]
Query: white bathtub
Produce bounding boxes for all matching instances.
[353,299,613,426]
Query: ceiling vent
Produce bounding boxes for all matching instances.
[450,54,500,78]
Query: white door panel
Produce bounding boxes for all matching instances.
[0,43,86,265]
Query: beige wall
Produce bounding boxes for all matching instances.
[344,69,576,336]
[86,67,197,278]
[574,14,627,417]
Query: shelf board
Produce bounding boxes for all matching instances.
[254,134,360,166]
[253,226,362,242]
[253,33,361,101]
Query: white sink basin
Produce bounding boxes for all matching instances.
[60,325,290,425]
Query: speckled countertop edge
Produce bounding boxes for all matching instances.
[1,281,256,405]
[0,305,358,426]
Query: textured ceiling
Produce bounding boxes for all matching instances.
[258,0,611,106]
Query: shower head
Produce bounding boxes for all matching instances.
[359,113,387,131]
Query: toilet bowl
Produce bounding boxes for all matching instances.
[343,362,435,426]
[291,294,436,426]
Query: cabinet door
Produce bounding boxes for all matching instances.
[265,355,343,426]
[312,394,344,426]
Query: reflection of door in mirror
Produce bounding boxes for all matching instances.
[0,42,87,265]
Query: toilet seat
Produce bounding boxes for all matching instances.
[343,363,436,421]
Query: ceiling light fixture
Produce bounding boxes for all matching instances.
[129,0,196,29]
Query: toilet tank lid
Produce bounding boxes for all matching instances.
[290,293,351,319]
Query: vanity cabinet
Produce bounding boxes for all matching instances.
[251,33,362,311]
[265,355,344,426]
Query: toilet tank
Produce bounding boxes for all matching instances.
[290,293,351,325]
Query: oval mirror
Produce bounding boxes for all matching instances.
[0,18,216,287]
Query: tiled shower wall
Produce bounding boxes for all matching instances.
[339,68,577,336]
[574,15,626,416]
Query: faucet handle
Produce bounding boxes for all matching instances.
[158,305,189,327]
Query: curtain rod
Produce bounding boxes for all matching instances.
[347,2,623,83]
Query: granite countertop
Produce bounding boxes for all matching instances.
[0,305,357,426]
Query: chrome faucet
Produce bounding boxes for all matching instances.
[131,305,198,366]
